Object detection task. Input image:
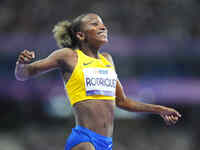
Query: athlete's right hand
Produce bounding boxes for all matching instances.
[17,50,35,64]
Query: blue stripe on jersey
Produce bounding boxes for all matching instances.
[86,90,115,96]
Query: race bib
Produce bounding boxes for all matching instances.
[83,68,117,96]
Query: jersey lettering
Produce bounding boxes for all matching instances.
[83,68,117,96]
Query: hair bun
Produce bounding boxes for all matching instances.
[52,20,73,48]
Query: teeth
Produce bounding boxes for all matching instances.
[99,32,107,36]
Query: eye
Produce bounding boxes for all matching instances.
[90,22,98,26]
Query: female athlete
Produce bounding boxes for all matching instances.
[15,13,181,150]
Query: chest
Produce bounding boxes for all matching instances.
[81,65,117,96]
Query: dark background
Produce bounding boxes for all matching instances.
[0,0,200,149]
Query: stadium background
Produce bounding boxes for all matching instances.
[0,0,200,149]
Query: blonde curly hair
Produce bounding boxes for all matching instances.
[52,14,87,49]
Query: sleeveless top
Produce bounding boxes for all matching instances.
[65,49,117,106]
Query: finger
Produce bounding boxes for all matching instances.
[19,55,31,63]
[30,51,35,58]
[163,115,171,126]
[25,50,34,57]
[20,55,32,62]
[167,115,175,123]
[170,118,177,124]
[17,58,25,64]
[17,50,32,64]
[169,116,177,123]
[171,110,181,117]
[168,116,175,124]
[171,115,178,121]
[21,51,35,59]
[23,49,30,53]
[169,115,177,121]
[19,55,26,62]
[22,50,29,56]
[176,112,181,118]
[164,115,169,121]
[22,50,34,57]
[27,51,35,59]
[18,56,26,64]
[21,53,34,60]
[167,115,172,120]
[169,115,179,124]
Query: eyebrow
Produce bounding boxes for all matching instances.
[88,18,103,24]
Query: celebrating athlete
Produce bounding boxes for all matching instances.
[15,13,181,150]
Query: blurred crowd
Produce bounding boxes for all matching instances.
[1,0,200,38]
[0,118,199,150]
[1,0,200,150]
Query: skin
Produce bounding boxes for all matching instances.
[15,13,181,150]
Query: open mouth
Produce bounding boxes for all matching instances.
[98,31,107,36]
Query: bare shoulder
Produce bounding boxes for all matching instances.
[101,52,114,65]
[53,48,78,72]
[52,48,76,59]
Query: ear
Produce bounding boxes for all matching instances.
[76,32,85,41]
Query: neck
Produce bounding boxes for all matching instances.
[79,43,101,59]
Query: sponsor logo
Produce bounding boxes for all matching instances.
[92,69,108,75]
[83,61,93,66]
[98,70,108,74]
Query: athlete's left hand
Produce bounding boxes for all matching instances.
[159,106,181,125]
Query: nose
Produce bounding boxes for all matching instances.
[99,23,107,31]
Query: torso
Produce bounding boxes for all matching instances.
[59,48,116,137]
[73,100,115,137]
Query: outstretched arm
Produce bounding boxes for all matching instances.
[115,80,181,125]
[102,52,181,125]
[15,48,74,81]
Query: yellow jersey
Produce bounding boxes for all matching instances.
[65,49,117,106]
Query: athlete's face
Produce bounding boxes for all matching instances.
[80,14,108,46]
